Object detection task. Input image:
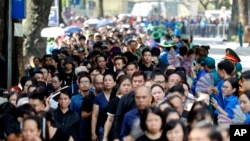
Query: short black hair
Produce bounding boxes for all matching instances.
[163,120,187,140]
[217,60,235,75]
[168,84,185,96]
[42,54,52,60]
[142,48,152,56]
[114,57,126,65]
[0,114,21,140]
[23,115,42,130]
[242,70,250,80]
[78,35,86,41]
[140,106,164,131]
[78,74,92,84]
[150,71,166,81]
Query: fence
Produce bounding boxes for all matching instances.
[185,24,228,39]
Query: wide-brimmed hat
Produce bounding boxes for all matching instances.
[158,41,176,48]
[150,31,162,40]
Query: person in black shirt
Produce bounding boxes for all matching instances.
[112,71,146,140]
[51,90,79,141]
[80,74,104,141]
[139,48,155,72]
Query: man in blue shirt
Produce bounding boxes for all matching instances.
[120,86,152,140]
[70,74,92,140]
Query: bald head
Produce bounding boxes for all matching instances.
[93,74,104,93]
[134,86,152,111]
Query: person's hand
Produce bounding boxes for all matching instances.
[233,105,246,124]
[207,86,218,94]
[91,133,98,141]
[102,137,108,141]
[123,135,135,141]
[44,95,52,111]
[113,139,119,141]
[211,98,218,109]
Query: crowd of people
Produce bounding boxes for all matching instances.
[0,18,249,141]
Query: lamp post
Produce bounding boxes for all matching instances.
[7,0,12,89]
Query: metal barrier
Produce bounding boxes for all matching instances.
[185,24,228,39]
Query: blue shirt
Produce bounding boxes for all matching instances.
[223,95,239,119]
[70,93,85,139]
[245,113,250,124]
[120,108,141,139]
[159,50,169,65]
[70,93,84,115]
[213,79,224,113]
[210,69,220,86]
[93,92,109,127]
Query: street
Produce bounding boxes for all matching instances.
[193,38,250,72]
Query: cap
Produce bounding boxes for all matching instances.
[158,41,176,48]
[75,66,88,76]
[63,57,74,65]
[203,56,215,68]
[150,31,161,40]
[224,48,241,63]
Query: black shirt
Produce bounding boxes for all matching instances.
[112,91,136,140]
[51,108,79,140]
[136,134,164,141]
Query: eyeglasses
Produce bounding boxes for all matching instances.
[80,80,90,84]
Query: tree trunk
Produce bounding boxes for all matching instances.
[23,0,54,67]
[238,0,248,26]
[228,0,239,40]
[0,0,8,88]
[98,0,104,17]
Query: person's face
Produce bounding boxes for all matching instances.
[152,56,159,65]
[6,133,23,141]
[44,57,52,66]
[64,63,73,71]
[97,57,106,69]
[24,80,32,93]
[34,73,44,82]
[242,78,250,91]
[143,52,152,63]
[166,123,184,141]
[95,36,101,42]
[22,119,41,141]
[166,112,180,123]
[222,81,235,96]
[169,97,183,115]
[188,128,210,141]
[130,41,137,51]
[104,75,115,90]
[79,39,85,46]
[135,88,152,111]
[94,76,104,93]
[78,77,90,92]
[58,93,71,109]
[114,59,125,70]
[153,75,166,89]
[239,94,250,113]
[169,91,185,102]
[72,50,79,56]
[146,113,162,134]
[51,76,62,90]
[33,59,40,67]
[40,68,48,80]
[90,70,100,82]
[9,93,17,106]
[151,86,165,103]
[132,75,145,89]
[126,64,137,77]
[119,79,132,95]
[168,74,182,88]
[29,99,45,113]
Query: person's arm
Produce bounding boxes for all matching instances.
[68,136,74,141]
[112,98,125,140]
[103,115,114,141]
[81,111,92,119]
[91,104,99,141]
[211,98,228,117]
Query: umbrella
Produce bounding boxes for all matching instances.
[64,26,82,34]
[96,19,114,28]
[41,27,64,37]
[84,18,100,26]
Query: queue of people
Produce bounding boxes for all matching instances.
[0,22,249,141]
